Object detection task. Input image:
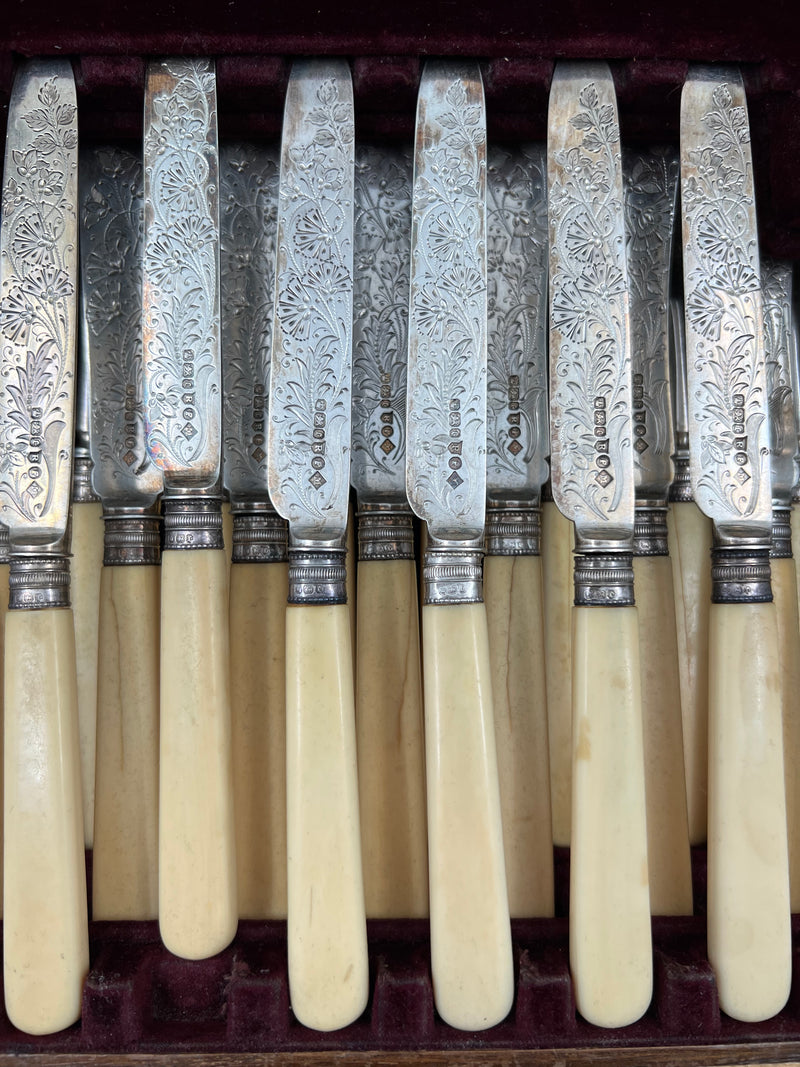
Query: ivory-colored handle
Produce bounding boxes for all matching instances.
[159,549,237,959]
[92,564,160,920]
[346,507,357,675]
[222,500,233,578]
[286,602,368,1031]
[71,499,104,846]
[0,561,9,918]
[423,601,514,1031]
[773,555,800,911]
[484,554,554,917]
[570,604,652,1028]
[230,561,288,919]
[4,607,88,1034]
[707,600,791,1021]
[633,554,693,915]
[792,508,800,612]
[667,501,711,844]
[356,558,427,918]
[541,500,573,846]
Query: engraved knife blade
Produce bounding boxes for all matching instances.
[762,260,799,520]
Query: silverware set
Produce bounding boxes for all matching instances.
[0,53,797,1039]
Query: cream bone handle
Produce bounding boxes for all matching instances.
[356,556,428,919]
[92,561,160,920]
[484,553,554,917]
[707,595,792,1021]
[570,602,652,1028]
[70,499,104,847]
[230,559,289,919]
[286,601,369,1031]
[667,500,711,844]
[4,600,89,1035]
[772,551,800,911]
[0,559,8,917]
[159,546,237,959]
[632,552,693,915]
[423,600,514,1031]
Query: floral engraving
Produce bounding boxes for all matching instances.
[407,65,487,540]
[681,75,769,523]
[0,65,77,536]
[142,59,220,482]
[351,144,412,499]
[548,74,633,531]
[623,147,679,498]
[268,62,354,537]
[761,259,798,500]
[485,144,549,497]
[80,147,162,504]
[220,143,279,502]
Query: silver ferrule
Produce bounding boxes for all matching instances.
[102,505,161,567]
[423,535,484,606]
[288,541,347,605]
[573,550,635,607]
[162,493,224,552]
[793,483,800,506]
[72,453,100,504]
[0,525,9,566]
[711,544,772,604]
[8,554,70,610]
[771,507,793,560]
[231,504,289,564]
[356,502,415,562]
[633,505,670,557]
[669,454,694,503]
[485,500,541,556]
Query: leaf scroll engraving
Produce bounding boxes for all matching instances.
[220,144,279,503]
[548,76,633,532]
[485,144,549,498]
[681,76,769,523]
[761,259,798,501]
[351,144,412,499]
[407,67,487,541]
[142,59,220,483]
[0,67,77,536]
[268,63,354,538]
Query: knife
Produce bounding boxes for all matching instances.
[351,143,427,919]
[547,61,651,1027]
[484,143,553,917]
[408,60,513,1031]
[0,58,88,1034]
[680,64,790,1020]
[143,57,237,959]
[80,145,163,919]
[667,293,712,844]
[268,58,368,1031]
[220,141,289,920]
[761,259,800,912]
[623,146,693,915]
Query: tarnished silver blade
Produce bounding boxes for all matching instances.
[669,295,690,468]
[680,66,770,543]
[80,147,163,507]
[220,143,279,506]
[268,59,355,542]
[623,147,679,502]
[351,144,412,504]
[485,144,549,503]
[547,63,634,546]
[407,61,487,543]
[0,60,78,549]
[142,58,221,491]
[762,260,798,507]
[790,278,800,499]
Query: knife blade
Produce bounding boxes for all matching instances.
[547,61,651,1027]
[350,143,427,919]
[761,259,800,913]
[219,142,289,919]
[268,58,368,1031]
[623,146,693,916]
[79,145,162,919]
[143,57,237,959]
[407,59,513,1030]
[680,64,790,1020]
[483,143,553,917]
[0,57,88,1034]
